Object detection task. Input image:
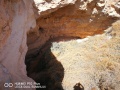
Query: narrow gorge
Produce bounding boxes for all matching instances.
[0,0,120,90]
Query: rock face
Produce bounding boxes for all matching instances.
[0,0,36,90]
[28,0,120,52]
[0,0,120,90]
[0,0,13,49]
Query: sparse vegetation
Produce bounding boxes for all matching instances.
[51,20,120,90]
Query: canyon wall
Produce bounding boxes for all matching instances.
[27,0,120,54]
[0,0,36,89]
[0,0,120,90]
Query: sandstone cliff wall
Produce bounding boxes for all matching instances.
[0,0,36,89]
[0,0,120,90]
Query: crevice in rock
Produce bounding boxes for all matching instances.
[25,44,64,90]
[25,36,81,90]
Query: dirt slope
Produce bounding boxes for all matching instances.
[51,20,120,90]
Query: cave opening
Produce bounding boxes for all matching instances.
[25,3,119,90]
[25,35,82,90]
[25,39,64,90]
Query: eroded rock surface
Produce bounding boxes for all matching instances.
[0,0,13,49]
[0,0,120,90]
[0,0,36,90]
[28,0,120,53]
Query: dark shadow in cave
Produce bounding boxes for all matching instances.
[25,36,81,90]
[39,27,44,33]
[25,39,65,90]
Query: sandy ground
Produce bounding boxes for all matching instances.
[51,21,120,90]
